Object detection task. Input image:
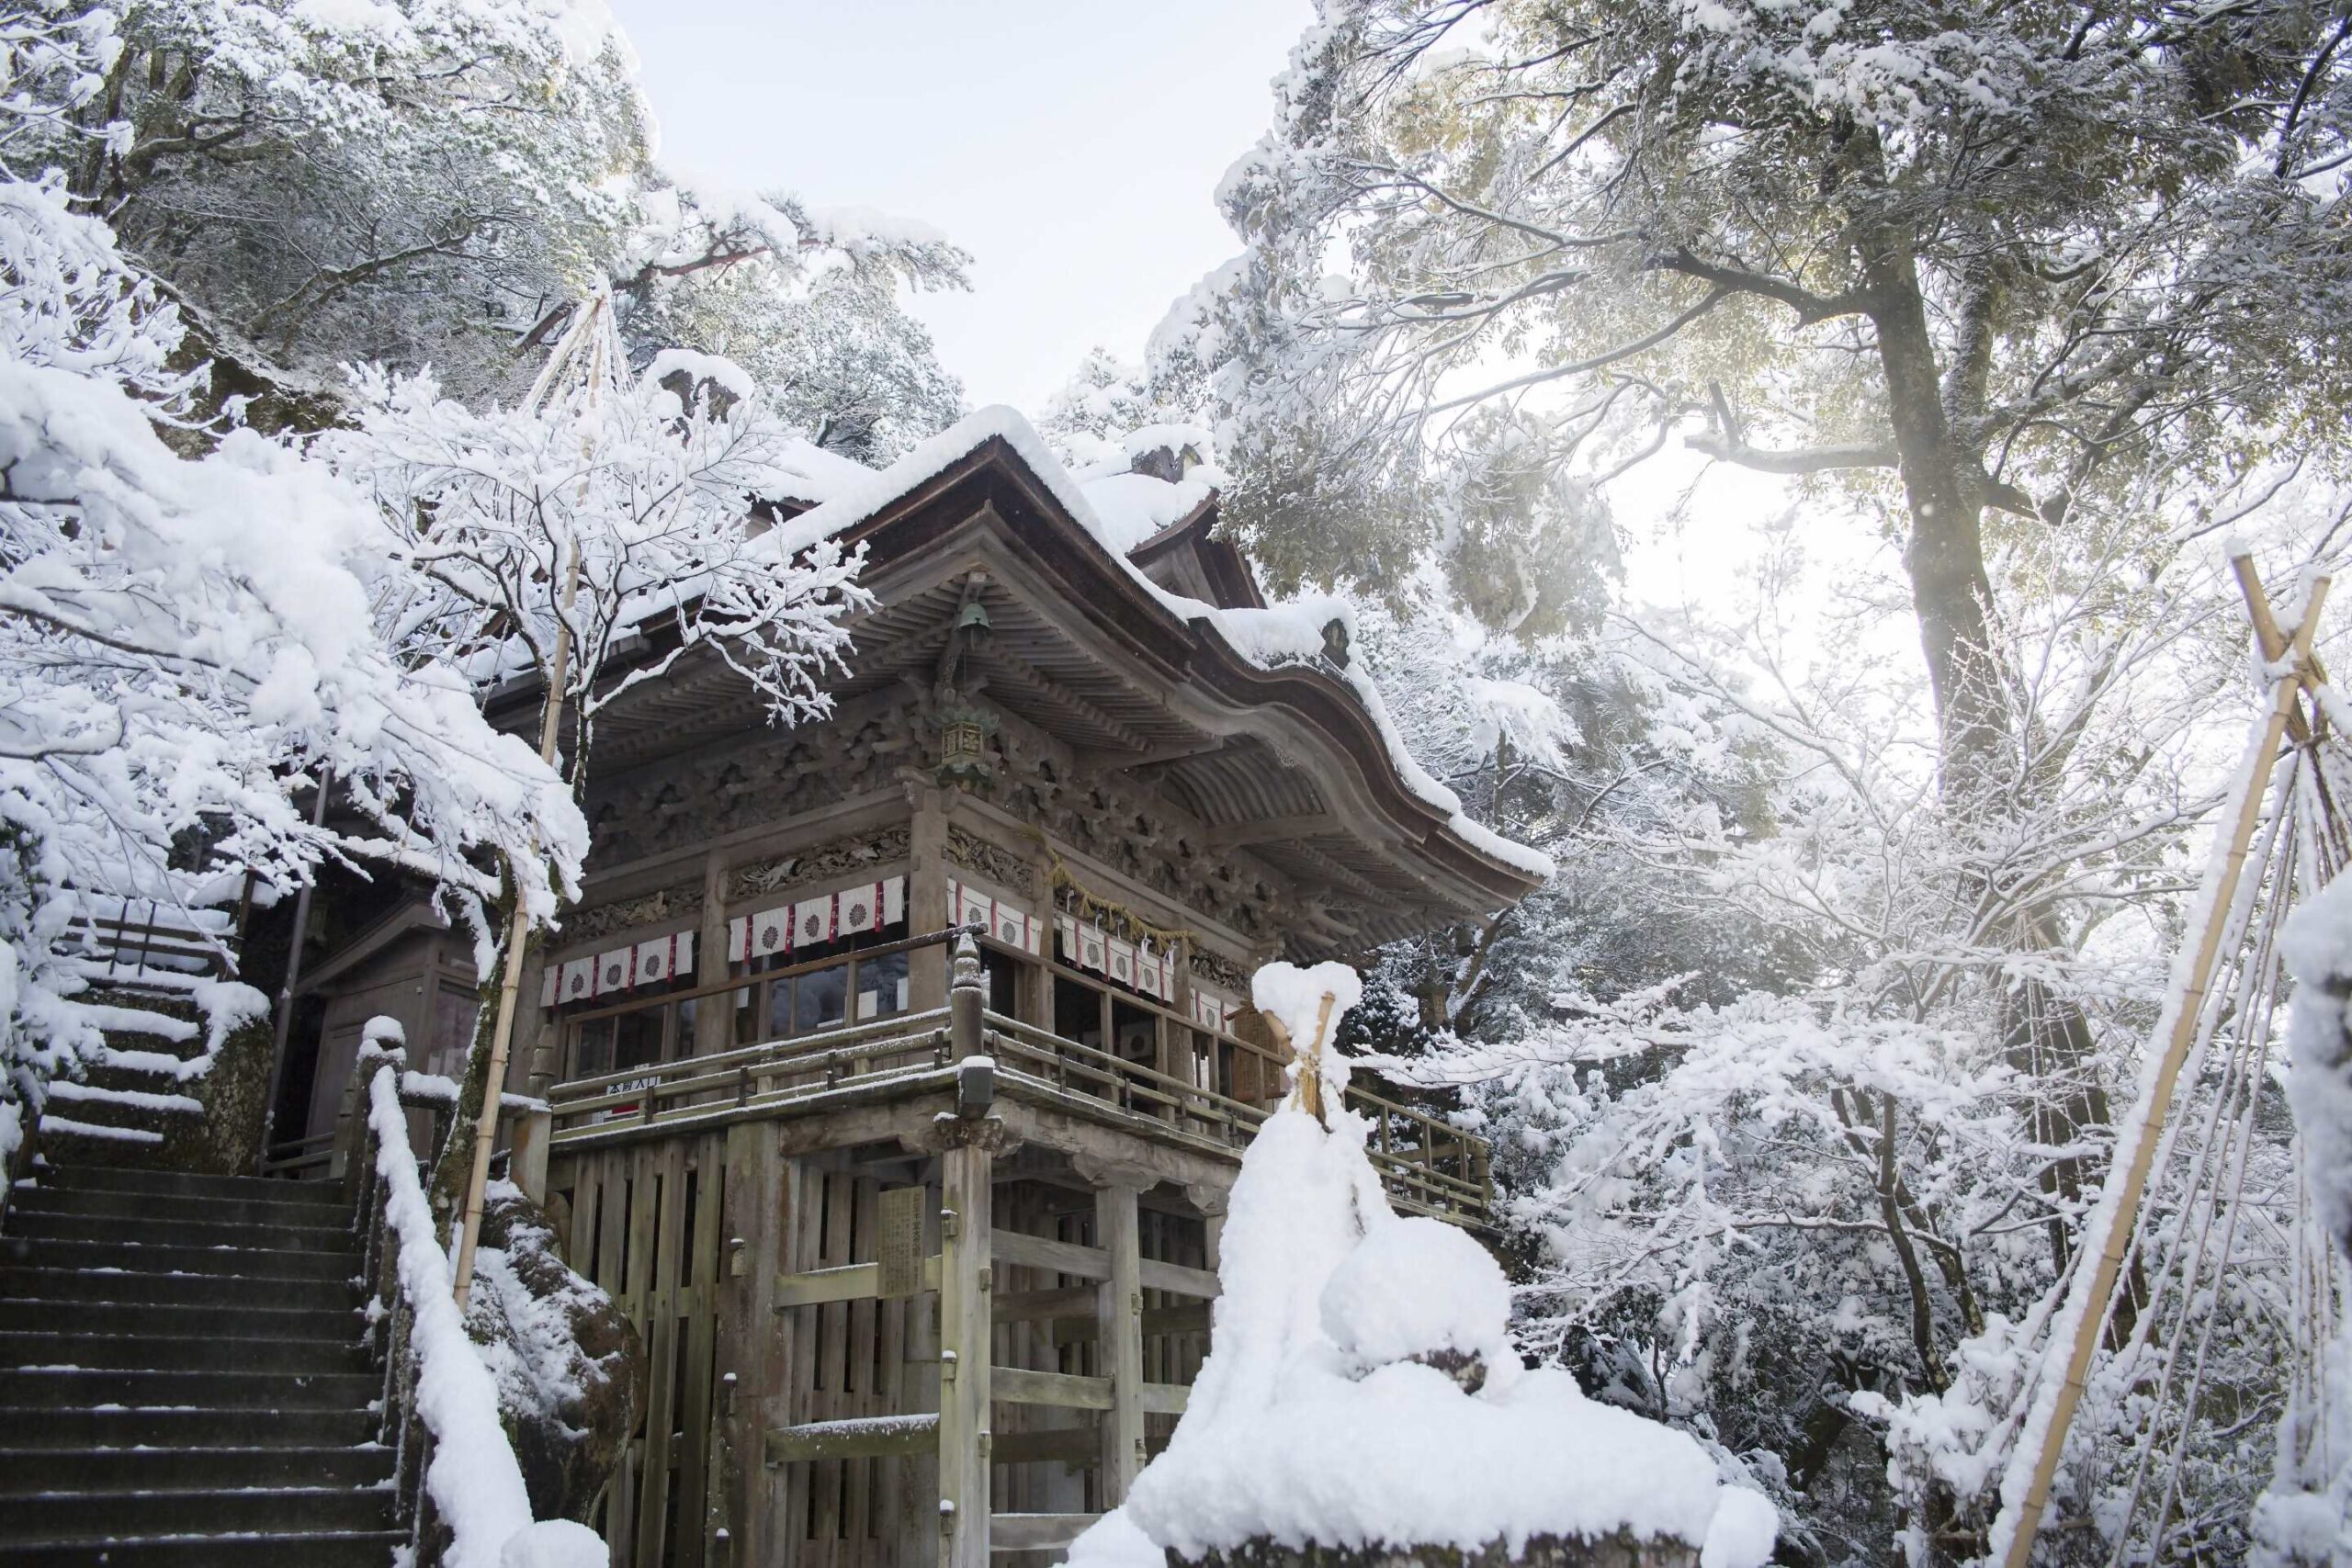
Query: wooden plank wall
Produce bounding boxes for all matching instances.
[552,1145,1212,1568]
[559,1138,727,1568]
[775,1161,933,1568]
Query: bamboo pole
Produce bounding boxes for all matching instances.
[1999,565,2328,1566]
[451,540,581,1308]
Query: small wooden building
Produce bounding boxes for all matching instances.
[298,412,1546,1567]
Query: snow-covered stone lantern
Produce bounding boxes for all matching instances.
[1059,964,1780,1568]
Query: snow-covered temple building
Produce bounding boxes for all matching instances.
[288,409,1550,1566]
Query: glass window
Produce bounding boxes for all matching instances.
[612,1007,663,1074]
[856,951,909,1020]
[764,976,794,1040]
[573,1016,615,1080]
[797,962,848,1032]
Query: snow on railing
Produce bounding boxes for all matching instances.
[351,1043,598,1568]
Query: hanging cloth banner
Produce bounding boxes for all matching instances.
[540,965,559,1009]
[1192,987,1239,1032]
[728,875,908,964]
[948,877,1043,954]
[560,955,596,1005]
[634,930,692,987]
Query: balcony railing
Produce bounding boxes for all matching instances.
[544,928,1492,1224]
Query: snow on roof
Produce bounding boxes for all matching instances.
[757,405,1555,882]
[761,436,880,508]
[1075,470,1215,555]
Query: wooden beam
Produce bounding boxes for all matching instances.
[1138,1258,1222,1300]
[1198,813,1341,849]
[992,1426,1099,1466]
[991,1227,1111,1280]
[990,1514,1102,1552]
[774,1255,940,1308]
[991,1286,1097,1324]
[765,1414,940,1463]
[1087,735,1230,773]
[1139,1383,1191,1416]
[1048,1303,1213,1346]
[993,1367,1114,1410]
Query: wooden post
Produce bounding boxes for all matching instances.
[936,1133,995,1568]
[930,936,1014,1568]
[717,1122,786,1566]
[696,849,732,1055]
[1094,1180,1147,1502]
[1999,566,2330,1567]
[910,784,951,1011]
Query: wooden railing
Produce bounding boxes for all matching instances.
[544,929,1493,1224]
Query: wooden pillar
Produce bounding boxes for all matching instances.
[1094,1180,1147,1502]
[929,940,1017,1568]
[936,1132,994,1568]
[696,849,731,1055]
[910,781,950,1011]
[715,1122,787,1566]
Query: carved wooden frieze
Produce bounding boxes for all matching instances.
[729,825,912,903]
[565,881,702,946]
[984,713,1284,942]
[1188,948,1252,996]
[582,704,922,868]
[945,825,1036,897]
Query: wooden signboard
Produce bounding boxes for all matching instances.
[876,1184,926,1299]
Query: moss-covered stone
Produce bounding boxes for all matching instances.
[43,989,274,1175]
[467,1183,645,1523]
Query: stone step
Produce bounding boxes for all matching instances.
[8,1182,352,1230]
[0,1235,357,1280]
[0,1444,394,1495]
[40,1167,345,1207]
[0,1404,378,1450]
[0,1530,408,1567]
[0,1329,367,1376]
[4,1207,355,1254]
[0,1265,358,1312]
[0,1296,358,1340]
[0,1483,397,1540]
[0,1366,379,1411]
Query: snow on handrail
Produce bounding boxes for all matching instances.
[358,1061,597,1568]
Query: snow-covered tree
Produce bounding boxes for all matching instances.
[612,185,968,462]
[1165,0,2352,753]
[0,5,583,1168]
[315,288,870,1220]
[1036,346,1210,473]
[18,1,972,448]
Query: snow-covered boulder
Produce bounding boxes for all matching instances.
[463,1179,643,1522]
[1062,962,1777,1568]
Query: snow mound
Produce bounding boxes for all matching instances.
[1064,964,1773,1566]
[1321,1216,1514,1385]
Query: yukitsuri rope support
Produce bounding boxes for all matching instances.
[1996,559,2335,1566]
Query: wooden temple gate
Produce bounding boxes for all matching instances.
[541,933,1486,1567]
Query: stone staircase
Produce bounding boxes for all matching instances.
[0,1165,400,1565]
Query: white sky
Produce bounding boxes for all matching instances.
[605,0,1312,416]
